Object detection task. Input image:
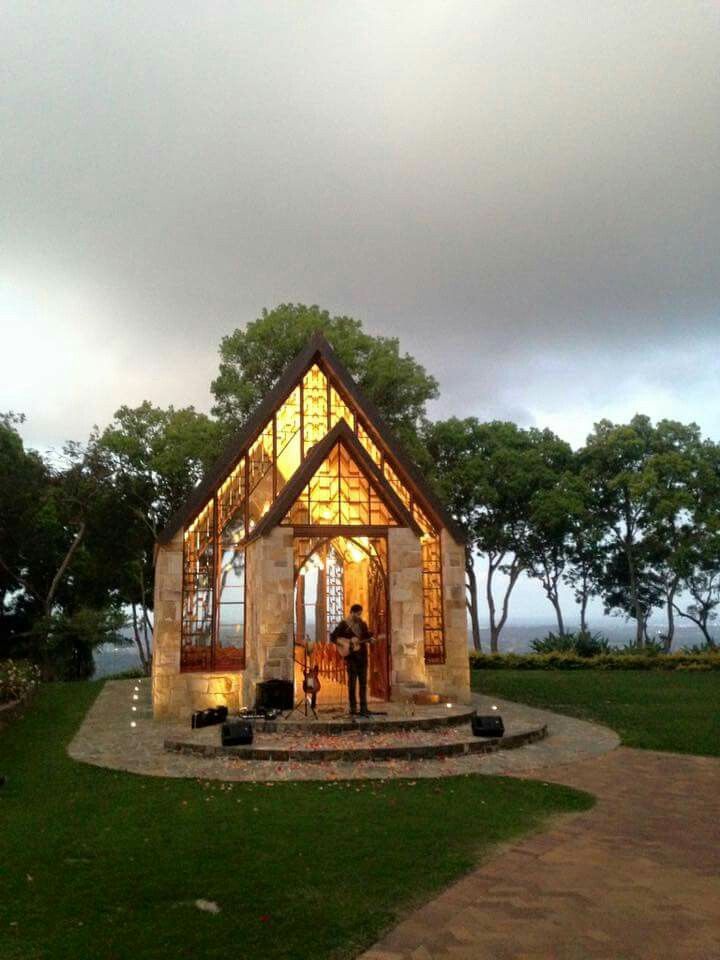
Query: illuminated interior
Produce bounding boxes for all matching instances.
[283,441,398,528]
[293,535,389,704]
[181,359,446,673]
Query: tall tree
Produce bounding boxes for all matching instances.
[425,419,567,651]
[422,418,486,649]
[581,416,659,646]
[524,459,584,636]
[562,471,608,634]
[211,304,438,458]
[96,402,223,672]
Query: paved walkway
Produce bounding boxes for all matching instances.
[67,680,618,781]
[360,746,720,960]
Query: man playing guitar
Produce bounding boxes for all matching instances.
[330,603,374,717]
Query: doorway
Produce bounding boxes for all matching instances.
[293,533,390,705]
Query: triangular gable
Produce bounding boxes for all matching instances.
[247,421,421,542]
[158,332,462,545]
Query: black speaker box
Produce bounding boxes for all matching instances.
[191,705,228,729]
[221,719,254,746]
[255,679,293,712]
[471,715,505,738]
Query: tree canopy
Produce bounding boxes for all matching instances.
[211,304,439,455]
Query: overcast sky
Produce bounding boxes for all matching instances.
[3,1,719,624]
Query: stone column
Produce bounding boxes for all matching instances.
[387,526,426,698]
[242,527,295,706]
[151,534,183,718]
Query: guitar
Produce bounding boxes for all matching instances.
[302,664,321,695]
[334,633,385,658]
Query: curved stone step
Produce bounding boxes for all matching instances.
[251,704,476,735]
[164,723,547,763]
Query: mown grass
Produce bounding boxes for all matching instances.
[472,669,720,756]
[0,682,592,960]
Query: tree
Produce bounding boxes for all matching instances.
[0,415,123,677]
[210,304,438,457]
[562,469,608,633]
[425,419,568,652]
[524,459,584,637]
[581,416,659,646]
[670,437,720,649]
[422,418,487,649]
[96,402,223,673]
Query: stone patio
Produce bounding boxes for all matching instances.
[67,678,619,781]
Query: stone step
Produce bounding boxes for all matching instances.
[164,723,547,764]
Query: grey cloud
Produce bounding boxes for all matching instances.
[2,0,719,455]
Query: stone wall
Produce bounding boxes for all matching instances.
[387,526,427,697]
[152,522,470,718]
[425,529,471,703]
[242,527,295,706]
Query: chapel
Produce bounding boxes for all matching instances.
[152,333,470,718]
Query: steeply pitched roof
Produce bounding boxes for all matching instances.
[158,332,464,544]
[245,420,422,543]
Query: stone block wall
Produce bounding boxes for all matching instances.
[387,527,427,696]
[425,529,471,703]
[242,527,295,706]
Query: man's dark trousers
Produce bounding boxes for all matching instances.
[346,649,368,714]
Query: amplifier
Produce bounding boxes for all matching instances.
[471,715,505,738]
[191,706,228,729]
[255,679,293,712]
[221,719,254,746]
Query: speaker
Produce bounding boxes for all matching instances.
[191,705,228,729]
[221,719,254,746]
[471,715,505,738]
[255,679,293,712]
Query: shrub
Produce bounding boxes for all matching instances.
[0,660,41,703]
[682,640,718,654]
[531,631,612,658]
[469,651,720,671]
[32,606,127,681]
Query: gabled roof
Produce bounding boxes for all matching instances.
[158,331,463,544]
[246,420,422,543]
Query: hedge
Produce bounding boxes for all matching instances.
[0,660,42,703]
[469,651,720,671]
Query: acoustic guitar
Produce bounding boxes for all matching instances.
[335,633,385,659]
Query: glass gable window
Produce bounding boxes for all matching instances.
[180,356,446,672]
[283,442,398,528]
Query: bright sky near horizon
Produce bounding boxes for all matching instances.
[2,1,719,621]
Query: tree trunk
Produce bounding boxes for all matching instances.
[45,522,86,616]
[486,556,500,653]
[663,576,679,653]
[139,566,153,674]
[579,577,589,633]
[131,604,151,674]
[551,596,565,636]
[487,555,522,652]
[465,547,482,652]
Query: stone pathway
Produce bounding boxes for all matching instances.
[360,747,720,959]
[67,680,618,781]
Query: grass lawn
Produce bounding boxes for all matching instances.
[472,670,720,757]
[0,682,592,960]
